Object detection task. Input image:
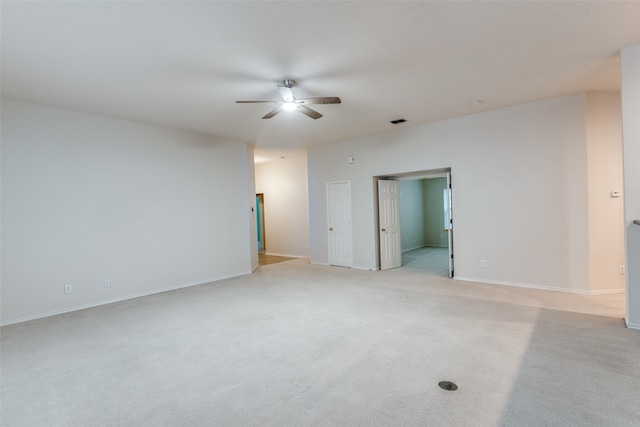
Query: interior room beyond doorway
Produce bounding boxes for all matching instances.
[398,176,450,275]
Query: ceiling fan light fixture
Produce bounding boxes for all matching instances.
[236,80,340,120]
[282,102,297,111]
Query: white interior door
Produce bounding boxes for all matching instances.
[327,182,352,267]
[445,172,454,277]
[378,179,402,270]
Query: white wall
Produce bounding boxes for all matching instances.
[621,45,640,329]
[308,93,619,293]
[1,100,255,324]
[399,180,427,251]
[586,92,625,293]
[255,155,310,258]
[398,178,448,251]
[423,177,448,247]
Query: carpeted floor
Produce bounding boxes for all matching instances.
[1,259,638,426]
[401,246,449,276]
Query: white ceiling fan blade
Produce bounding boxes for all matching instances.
[277,85,294,102]
[297,105,322,119]
[297,97,341,105]
[236,100,279,104]
[262,106,283,119]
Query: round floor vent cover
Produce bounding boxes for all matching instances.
[438,381,458,391]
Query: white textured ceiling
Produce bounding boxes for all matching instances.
[2,1,640,162]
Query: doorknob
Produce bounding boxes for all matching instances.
[381,228,386,232]
[443,229,449,232]
[329,227,333,231]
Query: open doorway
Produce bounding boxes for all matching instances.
[375,168,453,277]
[255,193,296,266]
[256,193,265,253]
[399,176,451,276]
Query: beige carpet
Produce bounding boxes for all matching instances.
[1,259,638,426]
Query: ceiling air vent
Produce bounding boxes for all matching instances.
[390,118,407,124]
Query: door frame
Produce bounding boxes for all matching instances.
[445,172,454,277]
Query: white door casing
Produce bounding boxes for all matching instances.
[446,172,454,277]
[327,181,352,267]
[379,179,402,270]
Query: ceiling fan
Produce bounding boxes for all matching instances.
[236,79,341,119]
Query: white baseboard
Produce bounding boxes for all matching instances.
[402,245,448,253]
[586,288,627,295]
[307,261,375,271]
[625,318,640,330]
[454,276,625,295]
[1,272,250,327]
[352,265,378,271]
